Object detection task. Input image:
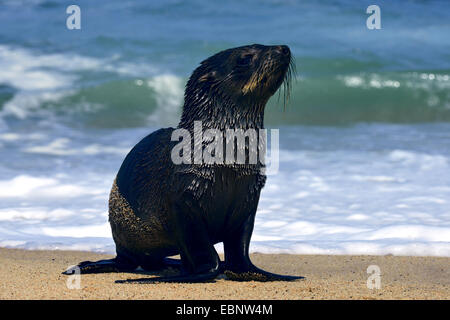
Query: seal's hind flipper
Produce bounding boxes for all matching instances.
[117,195,222,283]
[62,258,137,275]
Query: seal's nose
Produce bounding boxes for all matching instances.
[275,45,291,57]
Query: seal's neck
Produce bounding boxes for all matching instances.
[178,90,266,131]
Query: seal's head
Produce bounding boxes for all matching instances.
[180,44,294,128]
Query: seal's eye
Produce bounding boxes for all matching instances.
[236,54,253,66]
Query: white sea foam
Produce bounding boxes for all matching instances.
[23,138,130,156]
[0,45,156,91]
[0,208,75,222]
[0,132,45,141]
[0,175,106,199]
[147,74,183,126]
[339,72,450,91]
[0,45,159,120]
[1,124,450,257]
[0,46,84,91]
[246,241,450,256]
[33,223,112,238]
[388,150,448,169]
[340,74,400,89]
[248,144,450,256]
[1,90,73,120]
[0,237,115,254]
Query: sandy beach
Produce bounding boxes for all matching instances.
[0,248,448,300]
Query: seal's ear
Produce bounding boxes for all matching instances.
[199,71,217,83]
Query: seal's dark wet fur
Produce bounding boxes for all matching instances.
[65,44,301,282]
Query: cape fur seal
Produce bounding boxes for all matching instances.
[64,44,301,283]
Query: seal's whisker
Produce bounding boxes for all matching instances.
[281,56,296,111]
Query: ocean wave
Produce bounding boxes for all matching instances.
[1,44,450,127]
[265,69,450,125]
[0,45,163,125]
[0,45,95,91]
[0,45,156,84]
[4,70,450,128]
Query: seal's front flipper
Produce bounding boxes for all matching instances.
[62,257,137,275]
[224,212,304,282]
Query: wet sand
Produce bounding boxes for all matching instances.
[0,248,448,299]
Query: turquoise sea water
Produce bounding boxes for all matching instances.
[0,0,449,255]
